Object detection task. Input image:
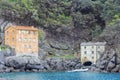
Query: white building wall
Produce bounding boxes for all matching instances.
[81,43,106,64]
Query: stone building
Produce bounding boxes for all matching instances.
[5,25,38,56]
[81,42,106,64]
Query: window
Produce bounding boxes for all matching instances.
[26,31,28,34]
[24,38,27,42]
[34,31,36,35]
[31,31,33,34]
[84,51,87,54]
[12,30,14,34]
[29,38,31,42]
[92,56,94,59]
[28,31,31,34]
[29,45,31,48]
[92,51,94,54]
[84,57,87,59]
[33,39,36,42]
[12,45,14,48]
[24,30,28,34]
[84,46,86,49]
[19,38,22,41]
[19,30,21,34]
[97,46,100,48]
[12,38,14,41]
[92,46,94,48]
[24,45,27,48]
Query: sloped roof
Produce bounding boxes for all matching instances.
[16,26,38,31]
[81,42,106,46]
[5,25,38,31]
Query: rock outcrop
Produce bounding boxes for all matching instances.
[0,55,82,73]
[90,49,120,72]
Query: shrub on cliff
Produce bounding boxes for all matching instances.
[38,29,46,41]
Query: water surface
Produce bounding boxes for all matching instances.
[0,72,120,80]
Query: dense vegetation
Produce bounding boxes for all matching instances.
[0,0,120,52]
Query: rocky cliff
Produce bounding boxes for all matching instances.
[90,49,120,72]
[0,0,120,60]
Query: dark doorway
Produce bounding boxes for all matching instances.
[83,61,92,66]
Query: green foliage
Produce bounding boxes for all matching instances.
[92,26,102,37]
[0,45,6,51]
[109,13,120,26]
[99,0,120,22]
[38,29,46,41]
[1,0,117,41]
[48,54,74,59]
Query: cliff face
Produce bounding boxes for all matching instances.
[0,0,120,55]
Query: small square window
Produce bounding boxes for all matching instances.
[19,30,21,34]
[84,51,87,54]
[92,51,94,54]
[24,38,27,42]
[34,32,36,35]
[84,46,86,49]
[24,45,27,48]
[33,39,36,42]
[97,46,100,48]
[29,45,31,48]
[29,38,31,42]
[12,38,14,41]
[92,46,94,48]
[84,57,87,59]
[28,31,31,34]
[19,38,22,41]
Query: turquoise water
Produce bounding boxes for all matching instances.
[0,72,120,80]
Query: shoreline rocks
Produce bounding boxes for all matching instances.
[0,55,82,73]
[0,49,120,73]
[90,49,120,73]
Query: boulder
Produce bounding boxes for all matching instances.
[26,64,41,70]
[100,60,108,66]
[56,62,64,71]
[31,69,38,72]
[5,55,40,69]
[100,53,108,60]
[110,56,116,63]
[99,65,105,70]
[116,57,120,64]
[107,61,115,71]
[108,49,116,59]
[38,49,47,60]
[75,63,82,69]
[111,65,120,72]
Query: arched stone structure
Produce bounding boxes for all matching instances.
[83,61,92,66]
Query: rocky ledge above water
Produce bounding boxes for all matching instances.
[0,49,120,73]
[0,55,82,73]
[90,49,120,73]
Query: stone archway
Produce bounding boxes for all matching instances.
[83,61,92,66]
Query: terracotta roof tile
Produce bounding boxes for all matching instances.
[15,26,38,31]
